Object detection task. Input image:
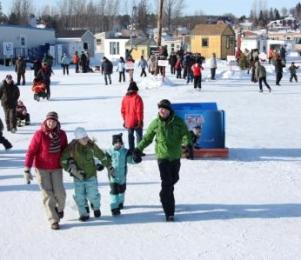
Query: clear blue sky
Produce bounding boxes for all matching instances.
[1,0,301,17]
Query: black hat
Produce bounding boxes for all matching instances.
[158,99,172,111]
[127,81,139,92]
[112,133,123,145]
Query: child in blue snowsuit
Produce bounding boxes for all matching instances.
[61,127,114,221]
[106,133,141,216]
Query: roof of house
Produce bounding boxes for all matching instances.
[126,38,157,46]
[0,24,54,32]
[193,23,233,35]
[56,30,91,38]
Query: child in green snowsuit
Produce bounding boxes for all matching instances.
[61,127,114,221]
[106,133,141,216]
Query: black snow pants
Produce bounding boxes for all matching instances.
[158,159,180,218]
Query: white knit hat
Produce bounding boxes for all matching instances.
[74,127,88,140]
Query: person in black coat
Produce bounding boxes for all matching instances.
[101,57,113,85]
[0,75,20,133]
[274,56,285,86]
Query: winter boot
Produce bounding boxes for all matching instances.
[111,208,121,216]
[51,222,60,230]
[118,203,124,209]
[166,215,175,222]
[79,215,90,222]
[94,209,101,218]
[3,139,13,150]
[55,207,64,219]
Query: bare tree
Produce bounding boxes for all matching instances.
[164,0,185,31]
[136,0,149,32]
[10,0,33,24]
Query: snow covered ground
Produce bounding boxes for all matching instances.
[1,61,301,260]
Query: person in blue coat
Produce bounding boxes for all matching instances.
[106,133,141,216]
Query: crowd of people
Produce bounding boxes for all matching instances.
[236,45,298,92]
[0,45,299,230]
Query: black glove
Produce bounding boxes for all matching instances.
[133,148,142,163]
[182,144,194,160]
[96,163,104,171]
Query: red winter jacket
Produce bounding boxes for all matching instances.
[191,63,203,77]
[121,91,144,129]
[24,123,68,170]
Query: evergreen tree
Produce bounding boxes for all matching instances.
[274,8,281,20]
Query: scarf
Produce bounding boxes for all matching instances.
[42,121,61,153]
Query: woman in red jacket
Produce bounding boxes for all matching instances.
[24,111,68,230]
[121,81,144,152]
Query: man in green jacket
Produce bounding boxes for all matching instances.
[134,99,192,222]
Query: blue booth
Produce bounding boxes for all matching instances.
[171,102,226,149]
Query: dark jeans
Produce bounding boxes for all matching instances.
[119,71,125,82]
[17,73,25,85]
[140,68,147,77]
[276,73,283,85]
[3,107,17,131]
[127,127,143,152]
[193,75,202,89]
[104,73,112,85]
[290,73,298,82]
[75,63,79,73]
[259,77,271,91]
[170,66,175,74]
[186,72,193,84]
[62,64,69,75]
[45,82,51,99]
[158,159,180,217]
[210,68,216,80]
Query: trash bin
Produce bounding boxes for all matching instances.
[172,102,225,149]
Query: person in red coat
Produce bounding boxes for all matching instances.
[24,111,68,230]
[191,62,204,90]
[121,81,144,152]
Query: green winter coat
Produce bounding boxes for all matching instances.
[137,112,191,160]
[60,140,111,179]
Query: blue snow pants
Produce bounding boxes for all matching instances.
[110,182,126,210]
[73,176,100,216]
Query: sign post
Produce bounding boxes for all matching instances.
[3,42,14,66]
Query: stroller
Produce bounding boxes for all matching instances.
[16,100,30,126]
[32,80,47,101]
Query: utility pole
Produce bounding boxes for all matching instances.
[157,0,164,46]
[130,6,137,50]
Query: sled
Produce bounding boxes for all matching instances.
[193,148,229,158]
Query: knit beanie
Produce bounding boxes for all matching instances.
[74,127,88,140]
[157,99,172,111]
[46,111,58,121]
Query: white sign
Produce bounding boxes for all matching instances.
[226,55,236,66]
[158,60,168,67]
[125,62,135,70]
[3,42,14,57]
